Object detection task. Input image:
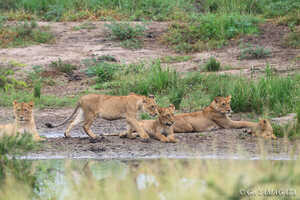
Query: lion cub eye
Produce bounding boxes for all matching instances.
[222,103,226,106]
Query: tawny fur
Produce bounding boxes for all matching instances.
[45,93,159,140]
[120,104,177,143]
[252,119,276,139]
[0,101,43,141]
[172,96,258,133]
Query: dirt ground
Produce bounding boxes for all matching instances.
[1,21,300,160]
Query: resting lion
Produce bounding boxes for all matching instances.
[172,96,257,133]
[251,119,276,139]
[45,93,159,141]
[0,101,43,141]
[120,104,177,143]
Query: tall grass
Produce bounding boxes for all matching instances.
[1,0,196,21]
[187,69,299,115]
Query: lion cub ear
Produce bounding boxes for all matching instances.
[169,104,175,112]
[13,100,18,106]
[28,101,34,108]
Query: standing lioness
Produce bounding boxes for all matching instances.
[45,93,159,141]
[173,96,257,133]
[0,101,43,141]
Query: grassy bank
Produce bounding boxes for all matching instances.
[1,158,300,199]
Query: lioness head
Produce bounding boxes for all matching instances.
[210,96,232,114]
[13,101,34,123]
[142,95,159,117]
[158,104,175,127]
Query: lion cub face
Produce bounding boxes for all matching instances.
[211,96,232,114]
[158,104,175,127]
[258,119,275,138]
[13,101,34,123]
[142,95,159,117]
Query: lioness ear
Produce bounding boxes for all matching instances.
[263,119,267,124]
[226,95,232,101]
[169,104,175,111]
[13,100,17,106]
[148,94,155,99]
[214,97,221,103]
[158,107,163,114]
[28,101,34,107]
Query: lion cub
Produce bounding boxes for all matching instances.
[251,119,276,139]
[120,104,177,143]
[0,101,43,141]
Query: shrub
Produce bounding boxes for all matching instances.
[49,59,77,74]
[204,57,221,71]
[0,67,27,91]
[85,62,121,83]
[105,22,146,49]
[239,43,271,59]
[105,22,146,41]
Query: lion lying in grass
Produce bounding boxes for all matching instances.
[120,104,177,143]
[172,96,258,133]
[0,101,43,141]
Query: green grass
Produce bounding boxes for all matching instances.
[0,20,54,48]
[0,0,196,21]
[161,13,261,53]
[0,67,27,91]
[0,90,78,108]
[84,60,122,84]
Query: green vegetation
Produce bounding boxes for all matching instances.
[105,22,146,49]
[0,20,54,48]
[50,59,77,74]
[239,43,271,59]
[161,14,261,53]
[84,59,121,84]
[203,57,221,71]
[0,0,195,21]
[0,134,39,189]
[0,90,78,108]
[1,159,300,199]
[0,67,27,91]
